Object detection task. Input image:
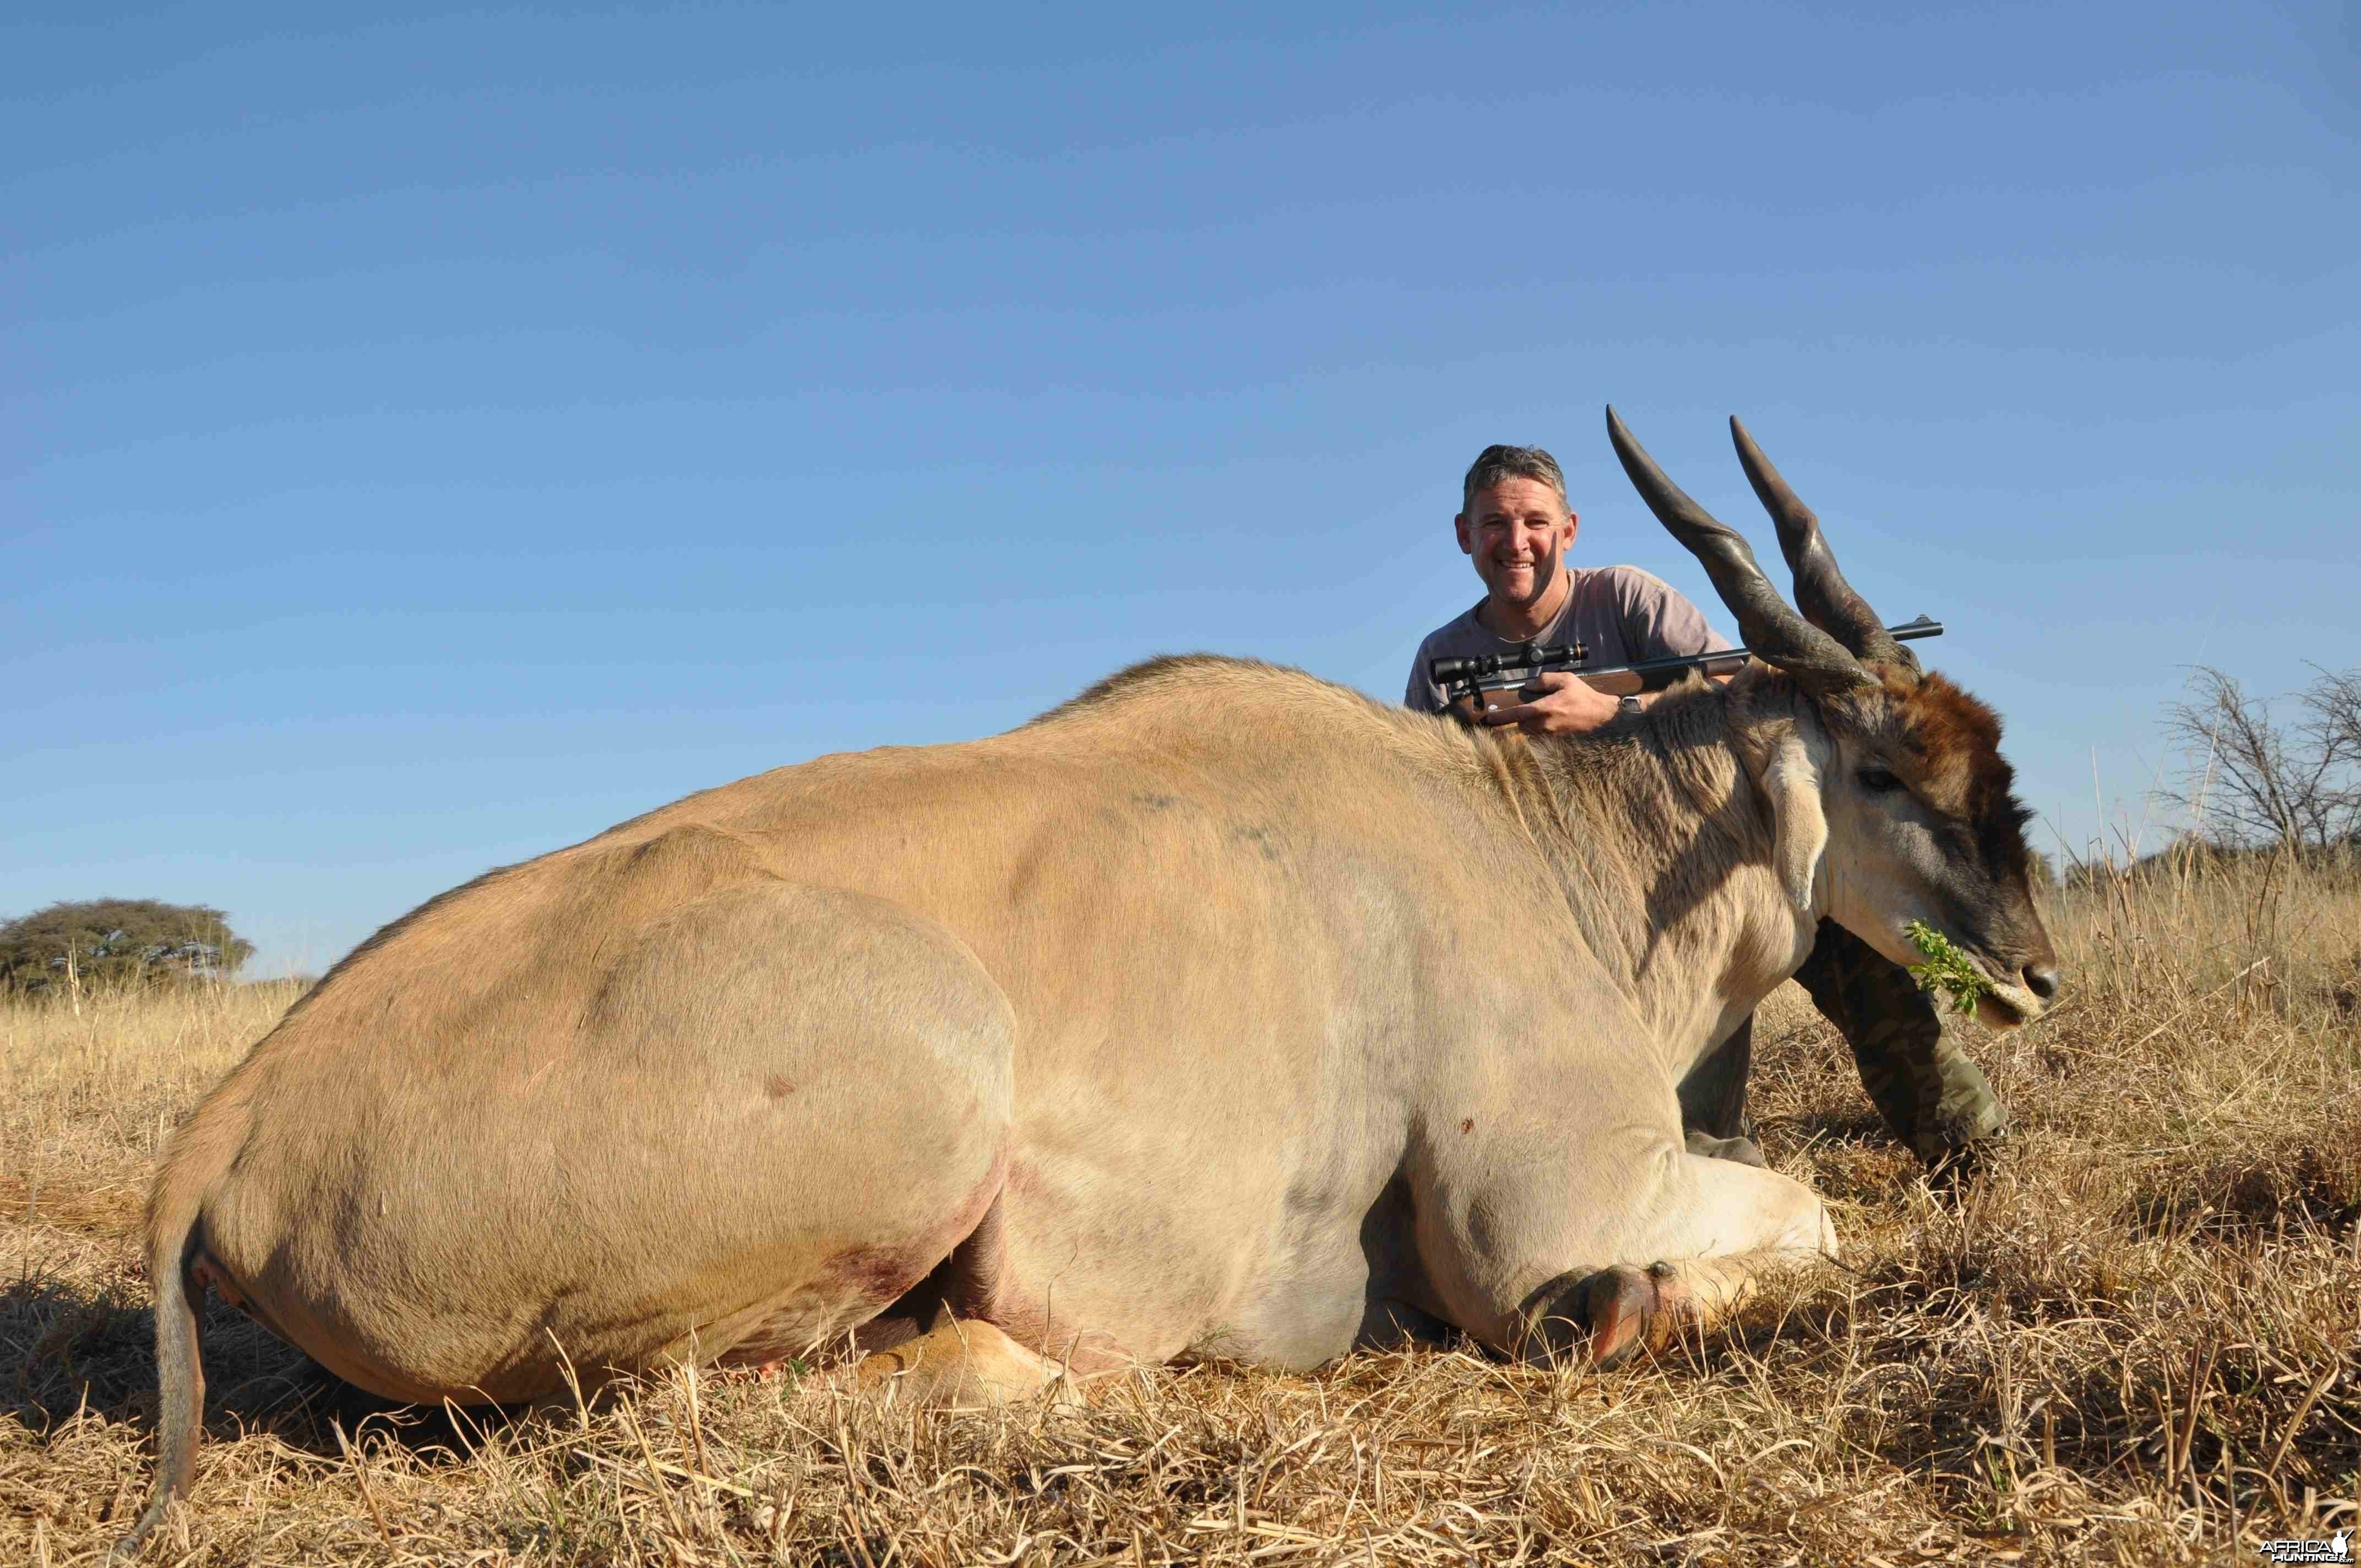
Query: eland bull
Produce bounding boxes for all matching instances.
[121,409,2058,1551]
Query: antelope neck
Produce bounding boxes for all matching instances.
[1510,689,1818,1081]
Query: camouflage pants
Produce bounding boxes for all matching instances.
[1678,919,2008,1167]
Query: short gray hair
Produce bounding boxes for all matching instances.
[1460,444,1568,514]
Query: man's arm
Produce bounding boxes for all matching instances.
[1477,672,1626,734]
[1480,568,1733,735]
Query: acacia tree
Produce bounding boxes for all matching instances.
[0,899,254,995]
[2164,666,2361,855]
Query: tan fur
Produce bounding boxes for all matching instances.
[123,649,2053,1548]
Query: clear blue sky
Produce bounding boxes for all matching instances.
[7,2,2355,977]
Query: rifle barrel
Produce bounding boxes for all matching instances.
[1430,615,1943,691]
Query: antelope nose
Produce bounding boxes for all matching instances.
[2022,965,2060,1001]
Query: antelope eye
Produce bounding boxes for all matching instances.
[1857,766,1903,794]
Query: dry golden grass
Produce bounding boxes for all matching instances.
[4,862,2357,1565]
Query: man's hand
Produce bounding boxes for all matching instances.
[1480,671,1625,735]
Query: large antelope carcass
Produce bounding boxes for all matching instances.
[119,409,2058,1553]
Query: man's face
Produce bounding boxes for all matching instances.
[1455,476,1578,613]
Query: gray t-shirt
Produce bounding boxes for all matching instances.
[1404,565,1733,714]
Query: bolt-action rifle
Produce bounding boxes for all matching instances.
[1433,614,1944,726]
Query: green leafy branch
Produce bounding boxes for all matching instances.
[1903,920,1992,1016]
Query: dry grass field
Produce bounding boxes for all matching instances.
[4,858,2357,1565]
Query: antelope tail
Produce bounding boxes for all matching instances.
[111,1192,207,1561]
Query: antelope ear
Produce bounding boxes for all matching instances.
[1761,731,1829,914]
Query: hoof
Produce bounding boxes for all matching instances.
[836,1320,1082,1409]
[1575,1262,1696,1370]
[1684,1130,1768,1168]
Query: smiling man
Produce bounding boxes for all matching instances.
[1406,442,2010,1173]
[1404,444,1732,731]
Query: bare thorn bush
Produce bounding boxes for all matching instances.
[2164,665,2361,858]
